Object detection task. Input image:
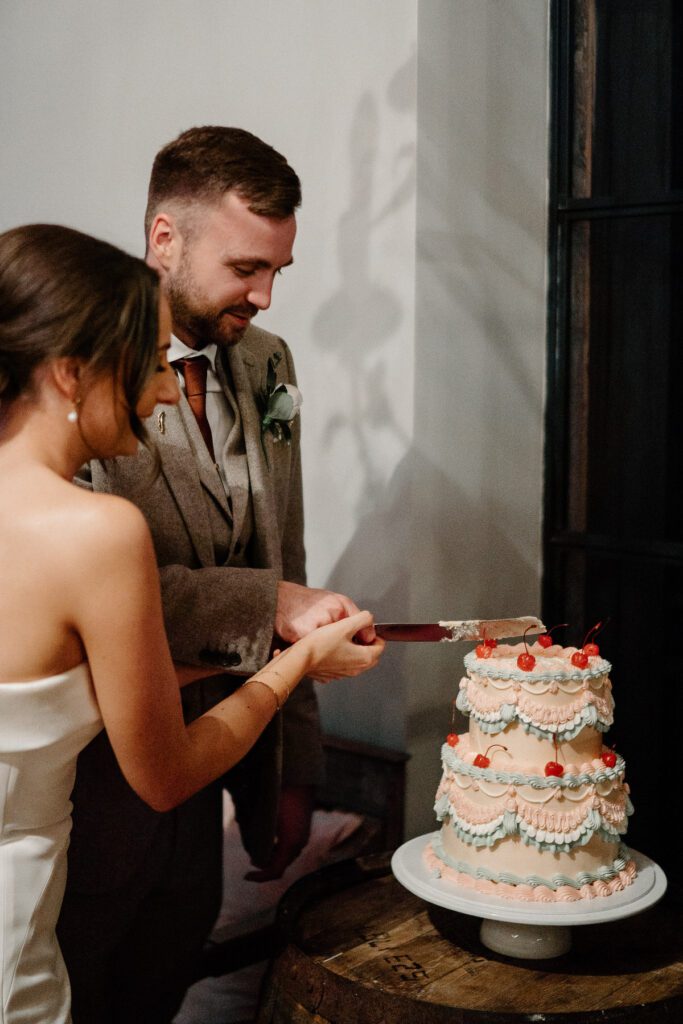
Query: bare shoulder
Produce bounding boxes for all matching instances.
[26,480,154,582]
[0,467,147,554]
[67,488,151,559]
[0,469,156,644]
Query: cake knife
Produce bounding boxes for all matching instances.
[374,616,545,643]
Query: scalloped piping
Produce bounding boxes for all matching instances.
[424,835,637,901]
[443,768,626,802]
[437,777,632,834]
[441,744,626,789]
[435,789,631,854]
[463,647,612,683]
[444,815,622,854]
[456,679,614,739]
[474,675,604,695]
[439,807,628,854]
[446,773,626,805]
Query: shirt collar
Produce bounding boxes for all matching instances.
[168,334,219,374]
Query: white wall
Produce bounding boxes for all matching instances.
[0,0,549,837]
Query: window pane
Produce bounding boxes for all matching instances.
[565,214,683,541]
[571,0,683,199]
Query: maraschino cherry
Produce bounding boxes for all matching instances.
[545,738,564,777]
[445,700,460,747]
[537,623,568,649]
[473,744,508,768]
[475,634,498,658]
[571,649,589,668]
[601,749,617,768]
[517,625,537,671]
[581,621,606,658]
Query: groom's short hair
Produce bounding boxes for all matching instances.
[144,126,301,240]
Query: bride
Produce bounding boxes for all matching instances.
[0,223,384,1024]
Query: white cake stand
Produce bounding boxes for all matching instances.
[391,833,667,960]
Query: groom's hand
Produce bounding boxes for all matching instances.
[274,581,376,646]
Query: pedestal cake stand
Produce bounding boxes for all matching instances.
[391,833,667,960]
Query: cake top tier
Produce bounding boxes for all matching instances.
[464,642,611,682]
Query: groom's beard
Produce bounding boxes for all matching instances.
[166,264,258,348]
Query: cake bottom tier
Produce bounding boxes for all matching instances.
[426,822,636,902]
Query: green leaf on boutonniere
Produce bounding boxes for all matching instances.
[265,352,281,394]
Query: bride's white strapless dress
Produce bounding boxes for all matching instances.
[0,664,102,1023]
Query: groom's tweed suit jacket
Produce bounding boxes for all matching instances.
[67,325,323,886]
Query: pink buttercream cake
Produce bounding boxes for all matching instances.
[425,638,637,902]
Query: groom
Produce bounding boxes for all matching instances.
[57,126,376,1023]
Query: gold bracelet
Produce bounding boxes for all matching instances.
[243,677,282,714]
[257,667,291,706]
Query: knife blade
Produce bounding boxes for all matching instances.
[374,616,545,643]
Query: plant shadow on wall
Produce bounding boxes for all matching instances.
[312,48,416,351]
[311,54,416,517]
[414,1,547,453]
[307,55,414,747]
[310,93,413,511]
[308,52,540,754]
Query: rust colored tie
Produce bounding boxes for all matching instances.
[174,355,215,461]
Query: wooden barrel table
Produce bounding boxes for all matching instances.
[256,852,683,1023]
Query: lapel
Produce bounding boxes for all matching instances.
[225,342,282,574]
[214,356,248,554]
[152,396,229,567]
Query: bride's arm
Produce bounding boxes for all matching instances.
[70,496,383,811]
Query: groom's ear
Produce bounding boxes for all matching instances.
[148,212,179,273]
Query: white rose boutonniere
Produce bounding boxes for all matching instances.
[257,352,303,459]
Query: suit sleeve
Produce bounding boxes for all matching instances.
[89,458,281,675]
[158,562,279,672]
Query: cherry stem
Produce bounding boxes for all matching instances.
[522,624,536,655]
[545,622,568,637]
[582,619,608,647]
[451,699,458,729]
[484,744,508,758]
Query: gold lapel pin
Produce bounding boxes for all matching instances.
[157,410,166,435]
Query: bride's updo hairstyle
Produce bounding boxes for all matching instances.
[0,223,160,446]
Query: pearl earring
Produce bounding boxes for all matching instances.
[67,398,80,423]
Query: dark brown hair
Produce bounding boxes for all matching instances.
[0,224,160,447]
[144,125,302,239]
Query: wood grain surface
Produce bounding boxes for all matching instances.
[257,853,683,1023]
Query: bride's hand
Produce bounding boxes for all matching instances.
[298,610,385,683]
